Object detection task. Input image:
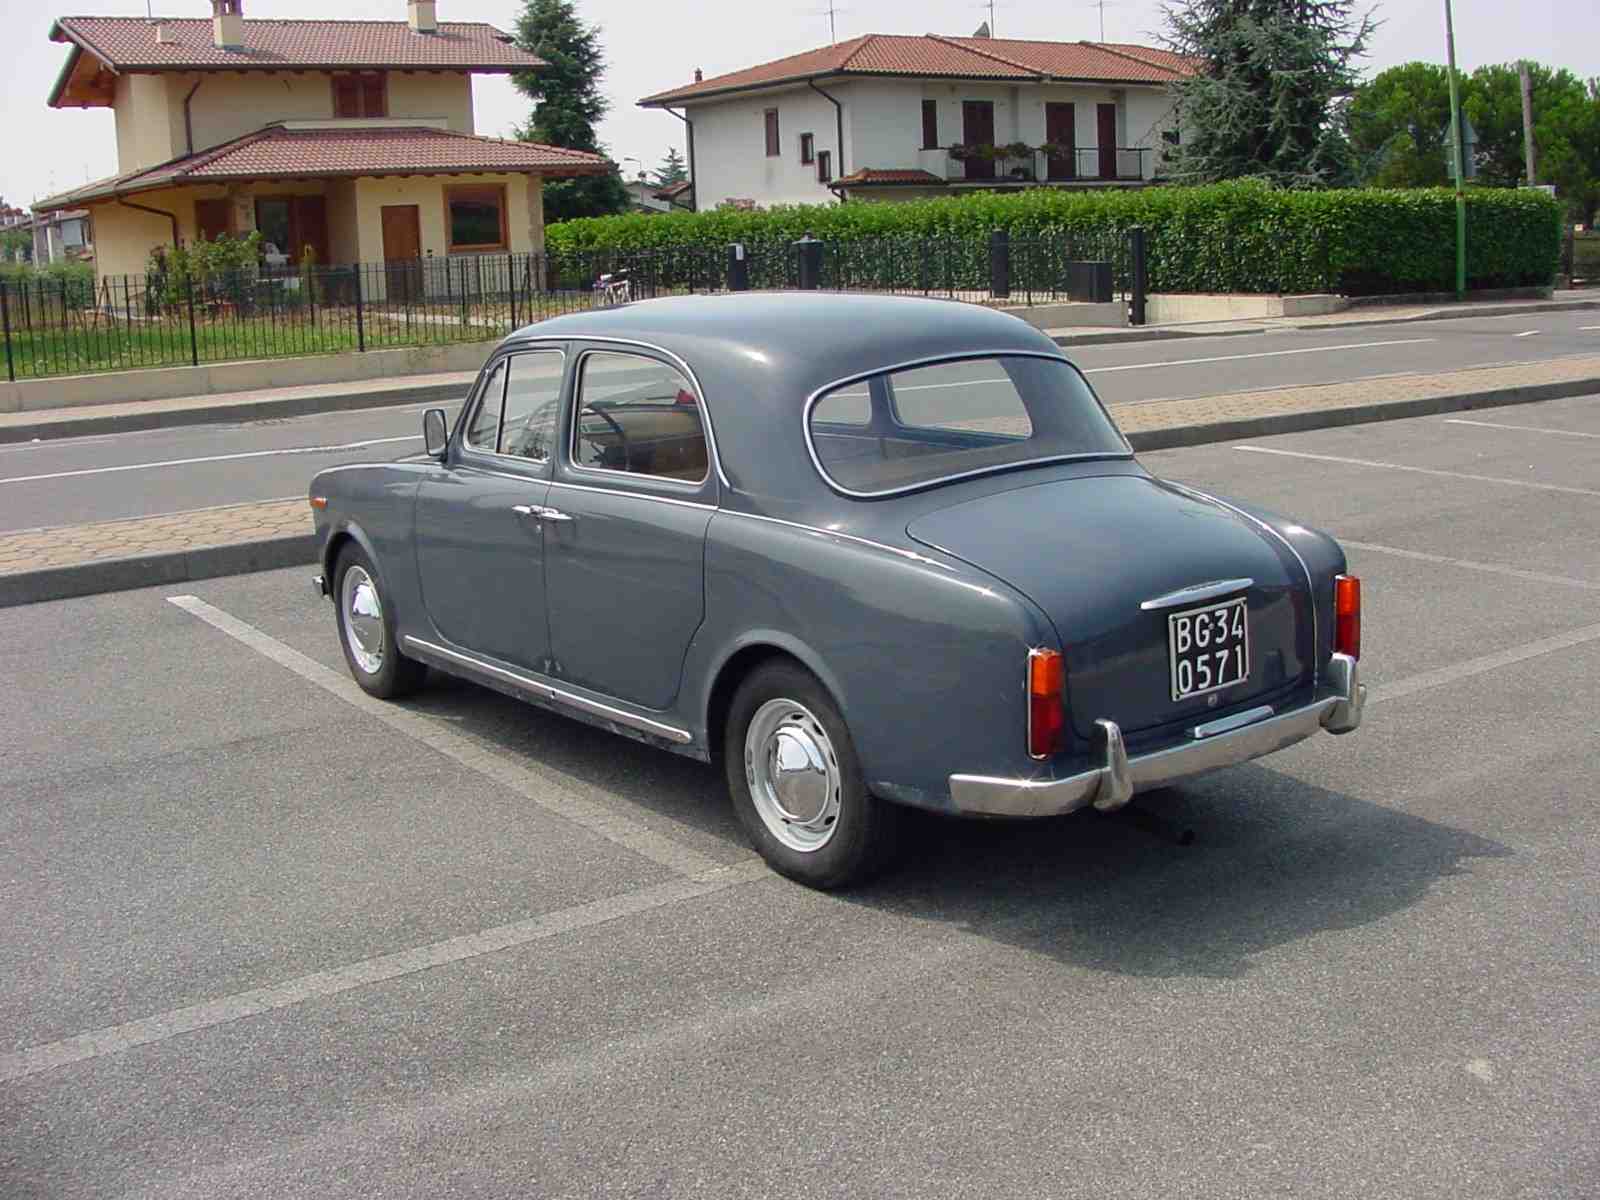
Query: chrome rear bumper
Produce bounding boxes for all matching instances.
[948,654,1364,818]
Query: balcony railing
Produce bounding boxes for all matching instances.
[940,146,1149,185]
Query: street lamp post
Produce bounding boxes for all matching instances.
[1444,0,1467,298]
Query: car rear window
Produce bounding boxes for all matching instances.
[807,355,1129,496]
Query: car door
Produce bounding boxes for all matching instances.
[543,344,717,711]
[414,345,567,673]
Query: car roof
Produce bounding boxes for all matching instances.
[509,292,1072,510]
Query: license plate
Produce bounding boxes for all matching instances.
[1168,598,1249,701]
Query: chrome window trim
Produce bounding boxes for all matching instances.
[547,477,717,512]
[1163,480,1320,687]
[461,355,511,455]
[459,347,567,468]
[508,333,732,491]
[401,635,693,745]
[802,349,1134,500]
[568,347,711,488]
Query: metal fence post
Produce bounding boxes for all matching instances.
[1,282,14,383]
[353,265,366,353]
[507,253,517,331]
[795,235,823,290]
[989,230,1011,300]
[727,243,750,291]
[184,272,199,366]
[1128,226,1148,327]
[1563,222,1576,282]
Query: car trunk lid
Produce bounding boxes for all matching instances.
[906,474,1313,743]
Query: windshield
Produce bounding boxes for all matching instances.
[807,355,1130,496]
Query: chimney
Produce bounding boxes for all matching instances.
[153,20,170,43]
[694,68,703,82]
[408,1,438,34]
[212,0,244,50]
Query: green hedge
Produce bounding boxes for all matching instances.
[547,182,1563,296]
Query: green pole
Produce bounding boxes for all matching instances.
[1444,0,1467,298]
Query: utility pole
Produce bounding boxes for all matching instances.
[1519,61,1538,186]
[1444,0,1467,298]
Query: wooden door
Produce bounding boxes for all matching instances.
[1097,104,1118,179]
[1045,102,1076,180]
[292,196,330,267]
[962,101,996,180]
[381,204,422,303]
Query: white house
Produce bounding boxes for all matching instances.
[639,32,1193,209]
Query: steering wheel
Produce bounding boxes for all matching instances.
[577,404,632,471]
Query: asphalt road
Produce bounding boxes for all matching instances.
[4,397,1597,1197]
[2,307,1599,532]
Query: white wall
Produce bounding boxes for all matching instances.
[685,83,846,210]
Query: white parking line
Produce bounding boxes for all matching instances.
[0,435,420,485]
[1340,539,1600,591]
[1083,339,1436,374]
[1445,417,1600,439]
[1369,622,1600,706]
[1513,330,1541,337]
[1234,445,1600,497]
[164,595,737,880]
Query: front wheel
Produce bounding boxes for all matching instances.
[724,662,899,889]
[333,544,426,700]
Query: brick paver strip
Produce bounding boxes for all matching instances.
[2,354,1598,605]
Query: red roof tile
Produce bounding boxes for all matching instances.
[50,16,543,72]
[640,33,1194,104]
[35,125,608,210]
[832,168,947,187]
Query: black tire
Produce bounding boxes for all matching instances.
[332,543,426,700]
[724,661,900,889]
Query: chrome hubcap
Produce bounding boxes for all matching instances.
[745,698,842,853]
[341,565,385,675]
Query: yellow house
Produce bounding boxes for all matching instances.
[33,0,607,282]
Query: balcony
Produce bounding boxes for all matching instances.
[937,145,1149,186]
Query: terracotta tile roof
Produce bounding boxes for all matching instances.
[50,16,543,72]
[832,168,947,187]
[34,125,608,210]
[639,33,1193,104]
[652,180,694,199]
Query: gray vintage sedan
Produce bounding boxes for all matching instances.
[309,293,1364,888]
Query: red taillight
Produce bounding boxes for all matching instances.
[1028,648,1066,759]
[1334,574,1361,659]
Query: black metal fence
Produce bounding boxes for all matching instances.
[0,232,1147,382]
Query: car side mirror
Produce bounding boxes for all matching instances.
[422,408,449,460]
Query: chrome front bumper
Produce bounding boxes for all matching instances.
[948,654,1365,819]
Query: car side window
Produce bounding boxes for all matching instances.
[464,359,507,452]
[500,350,566,461]
[572,351,709,483]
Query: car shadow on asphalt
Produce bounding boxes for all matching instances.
[843,763,1512,981]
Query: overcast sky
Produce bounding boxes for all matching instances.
[4,0,1594,207]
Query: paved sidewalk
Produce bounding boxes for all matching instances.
[5,353,1598,607]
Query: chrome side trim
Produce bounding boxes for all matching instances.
[508,333,733,490]
[947,654,1362,818]
[1140,578,1254,611]
[1192,704,1274,740]
[1164,481,1321,686]
[401,636,694,745]
[802,349,1134,500]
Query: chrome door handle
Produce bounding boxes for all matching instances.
[511,504,573,524]
[511,504,537,518]
[539,507,574,523]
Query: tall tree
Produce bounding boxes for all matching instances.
[1465,64,1600,222]
[1344,62,1453,187]
[1162,0,1376,186]
[651,148,689,189]
[512,0,628,221]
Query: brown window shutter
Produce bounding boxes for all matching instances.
[764,109,780,157]
[921,100,938,150]
[333,78,360,118]
[362,75,387,118]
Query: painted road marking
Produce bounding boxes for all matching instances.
[1340,539,1600,592]
[1444,418,1600,440]
[1368,621,1600,706]
[1513,330,1541,337]
[164,595,736,880]
[0,436,421,485]
[1083,339,1436,374]
[1234,445,1600,498]
[0,859,770,1084]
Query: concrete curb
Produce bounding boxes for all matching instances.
[0,534,316,608]
[1290,298,1600,332]
[1052,326,1263,349]
[0,381,464,446]
[6,371,1600,609]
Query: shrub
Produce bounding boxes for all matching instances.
[546,181,1562,295]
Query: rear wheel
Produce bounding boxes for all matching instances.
[334,544,425,699]
[724,662,899,889]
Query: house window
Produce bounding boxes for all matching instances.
[921,99,939,150]
[799,132,815,164]
[446,184,509,252]
[333,73,387,119]
[1162,129,1181,146]
[764,108,780,157]
[817,150,832,183]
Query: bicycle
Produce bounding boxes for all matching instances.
[593,269,632,307]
